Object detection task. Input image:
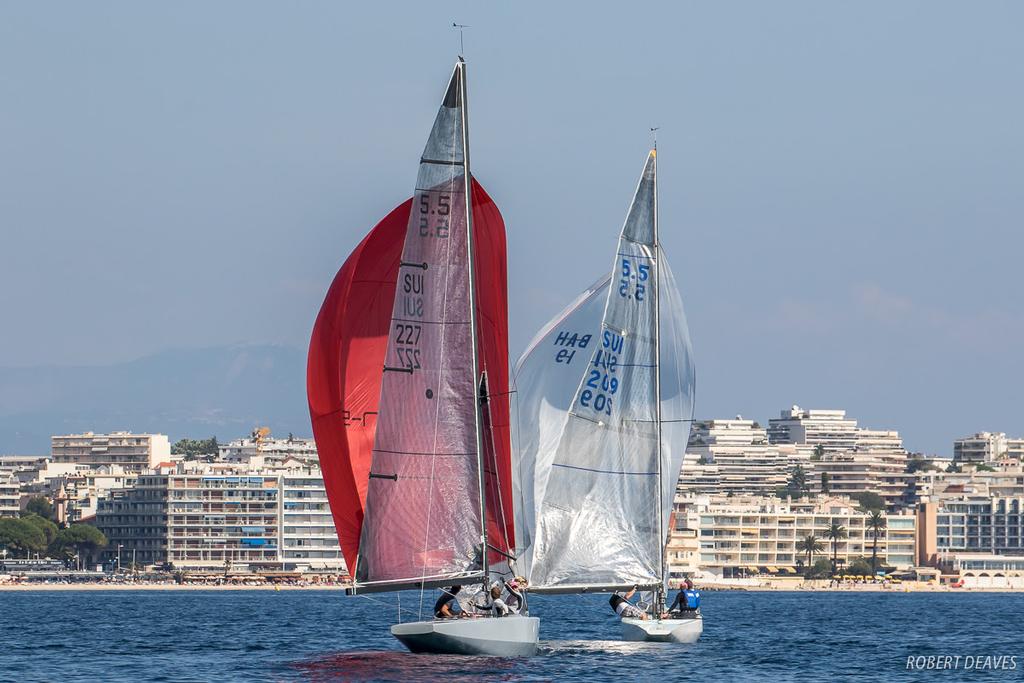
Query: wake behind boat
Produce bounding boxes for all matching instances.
[307,58,538,656]
[511,148,699,643]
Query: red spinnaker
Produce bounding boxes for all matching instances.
[307,180,512,575]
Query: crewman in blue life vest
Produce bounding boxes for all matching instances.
[667,579,701,616]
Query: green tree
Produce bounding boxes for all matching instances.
[820,472,831,495]
[847,557,874,577]
[797,534,824,573]
[0,518,47,557]
[25,495,54,520]
[906,456,938,473]
[866,510,887,574]
[787,465,809,497]
[20,513,58,546]
[827,520,848,575]
[50,524,108,566]
[975,463,996,472]
[806,558,833,579]
[853,491,886,512]
[171,437,220,458]
[946,462,961,473]
[811,444,826,461]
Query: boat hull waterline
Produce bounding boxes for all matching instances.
[391,616,540,656]
[620,616,703,643]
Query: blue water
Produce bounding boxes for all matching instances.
[3,590,1022,682]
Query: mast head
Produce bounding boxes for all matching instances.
[442,63,463,109]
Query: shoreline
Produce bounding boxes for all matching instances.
[2,582,1023,593]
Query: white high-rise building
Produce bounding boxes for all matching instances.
[767,406,858,453]
[683,419,804,497]
[953,432,1019,464]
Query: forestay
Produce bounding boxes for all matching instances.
[512,152,695,590]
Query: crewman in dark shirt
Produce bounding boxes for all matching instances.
[433,585,462,619]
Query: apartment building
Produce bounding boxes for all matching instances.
[953,432,1024,464]
[917,495,1024,566]
[219,436,318,464]
[51,432,170,473]
[767,406,858,453]
[95,461,344,574]
[678,494,916,578]
[682,419,805,496]
[0,472,19,517]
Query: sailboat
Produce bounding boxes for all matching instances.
[512,149,699,643]
[307,59,539,656]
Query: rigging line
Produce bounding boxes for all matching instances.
[356,593,424,621]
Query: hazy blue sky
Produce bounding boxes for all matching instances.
[2,2,1021,454]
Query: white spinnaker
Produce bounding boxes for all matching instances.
[512,153,695,589]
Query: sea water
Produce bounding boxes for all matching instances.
[2,590,1021,682]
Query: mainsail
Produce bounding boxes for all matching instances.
[307,61,513,592]
[512,151,695,591]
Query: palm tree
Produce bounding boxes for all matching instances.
[867,510,887,575]
[797,534,824,574]
[788,465,809,498]
[827,520,848,576]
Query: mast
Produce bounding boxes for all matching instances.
[652,145,665,615]
[460,58,490,591]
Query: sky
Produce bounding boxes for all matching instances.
[1,2,1022,455]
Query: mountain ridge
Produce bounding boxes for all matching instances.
[0,344,310,454]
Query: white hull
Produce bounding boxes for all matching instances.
[620,615,703,643]
[391,615,540,656]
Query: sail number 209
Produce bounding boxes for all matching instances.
[577,331,623,417]
[419,193,451,238]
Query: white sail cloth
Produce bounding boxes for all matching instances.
[512,153,695,590]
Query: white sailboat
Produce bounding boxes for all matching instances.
[308,59,538,656]
[512,149,700,643]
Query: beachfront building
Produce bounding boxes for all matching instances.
[675,494,916,579]
[51,432,170,473]
[95,461,344,575]
[767,406,858,453]
[681,419,805,496]
[95,474,170,568]
[947,554,1024,589]
[916,495,1024,566]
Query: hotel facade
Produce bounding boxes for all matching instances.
[668,494,916,580]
